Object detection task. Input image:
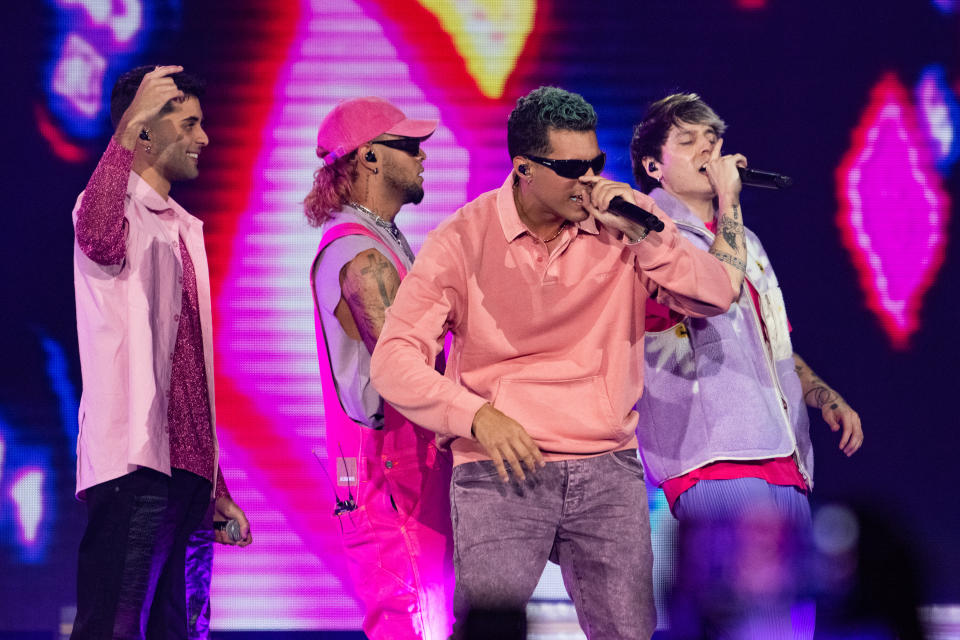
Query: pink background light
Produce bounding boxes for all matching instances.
[836,73,950,350]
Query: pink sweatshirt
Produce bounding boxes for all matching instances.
[371,175,734,466]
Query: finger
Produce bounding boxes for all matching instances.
[844,421,863,456]
[147,65,184,79]
[518,433,545,468]
[730,153,748,168]
[578,175,601,185]
[591,182,616,211]
[489,452,510,484]
[823,409,841,432]
[709,137,724,161]
[502,447,526,483]
[837,419,852,450]
[521,450,539,473]
[515,438,541,474]
[844,439,861,456]
[580,195,602,219]
[237,530,253,547]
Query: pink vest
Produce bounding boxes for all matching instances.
[310,223,439,510]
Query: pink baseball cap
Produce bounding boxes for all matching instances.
[316,97,438,165]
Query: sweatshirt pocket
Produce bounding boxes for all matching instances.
[493,376,624,453]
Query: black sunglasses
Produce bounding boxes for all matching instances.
[372,137,423,156]
[524,152,606,179]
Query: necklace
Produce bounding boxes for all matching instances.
[348,201,403,241]
[348,201,388,225]
[542,222,567,243]
[512,185,568,243]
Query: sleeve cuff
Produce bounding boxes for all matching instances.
[105,136,135,166]
[214,466,231,500]
[444,389,489,439]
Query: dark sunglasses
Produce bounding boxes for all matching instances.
[372,137,423,156]
[524,152,606,179]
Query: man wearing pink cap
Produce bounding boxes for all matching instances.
[305,97,453,639]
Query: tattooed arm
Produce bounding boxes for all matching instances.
[793,353,864,456]
[708,201,746,296]
[703,139,747,299]
[338,248,402,354]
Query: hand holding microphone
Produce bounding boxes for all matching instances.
[699,140,793,190]
[213,518,244,542]
[701,139,747,203]
[579,176,665,238]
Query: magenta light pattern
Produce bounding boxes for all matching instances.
[836,73,950,349]
[209,0,472,628]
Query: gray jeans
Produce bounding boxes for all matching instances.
[450,449,656,640]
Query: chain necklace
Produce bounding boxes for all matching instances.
[348,201,402,241]
[512,184,568,243]
[543,222,568,243]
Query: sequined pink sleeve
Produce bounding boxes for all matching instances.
[75,138,133,266]
[215,465,231,500]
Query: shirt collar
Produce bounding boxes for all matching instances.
[127,171,198,226]
[496,173,599,242]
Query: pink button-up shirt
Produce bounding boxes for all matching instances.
[371,174,734,466]
[72,139,221,498]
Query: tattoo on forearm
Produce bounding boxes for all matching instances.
[712,251,746,272]
[795,357,844,410]
[805,385,840,409]
[718,205,743,251]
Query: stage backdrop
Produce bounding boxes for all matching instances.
[1,0,959,632]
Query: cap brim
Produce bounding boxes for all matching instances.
[386,117,438,139]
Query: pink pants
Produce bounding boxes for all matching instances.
[312,224,454,638]
[337,405,454,640]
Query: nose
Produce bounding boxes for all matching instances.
[196,125,209,147]
[417,147,426,161]
[700,134,715,155]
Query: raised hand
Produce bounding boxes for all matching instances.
[701,138,746,204]
[115,65,185,149]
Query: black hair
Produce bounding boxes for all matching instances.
[109,65,206,130]
[507,86,597,160]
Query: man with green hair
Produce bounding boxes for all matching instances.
[370,86,743,637]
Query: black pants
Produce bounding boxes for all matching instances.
[71,468,213,640]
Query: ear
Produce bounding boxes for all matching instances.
[512,156,530,180]
[641,155,660,181]
[357,143,378,173]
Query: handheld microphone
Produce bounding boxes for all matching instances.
[738,167,793,190]
[698,166,794,189]
[213,519,244,542]
[609,196,665,232]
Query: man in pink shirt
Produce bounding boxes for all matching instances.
[71,65,251,639]
[370,86,745,638]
